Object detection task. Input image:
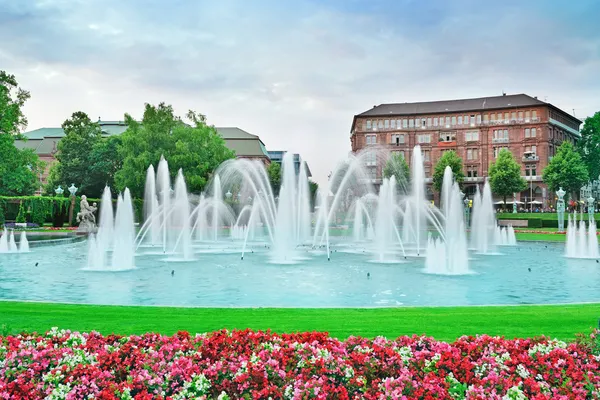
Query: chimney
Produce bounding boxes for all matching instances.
[502,92,506,96]
[534,96,538,99]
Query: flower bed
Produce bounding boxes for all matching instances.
[1,328,599,399]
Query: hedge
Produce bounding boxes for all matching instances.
[0,196,144,228]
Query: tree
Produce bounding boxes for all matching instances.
[382,153,410,192]
[267,162,282,195]
[0,70,30,135]
[309,180,319,211]
[578,111,600,180]
[0,71,42,195]
[46,112,120,198]
[432,151,464,192]
[115,103,235,197]
[488,149,527,204]
[543,141,588,196]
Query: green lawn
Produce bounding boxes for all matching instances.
[515,232,566,242]
[497,212,598,221]
[1,301,598,342]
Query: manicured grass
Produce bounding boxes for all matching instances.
[515,232,566,242]
[497,212,599,221]
[1,301,599,342]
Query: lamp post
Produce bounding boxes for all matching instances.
[512,193,517,214]
[55,186,64,196]
[225,190,232,200]
[67,184,78,227]
[588,196,595,223]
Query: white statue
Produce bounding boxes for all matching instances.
[76,195,98,232]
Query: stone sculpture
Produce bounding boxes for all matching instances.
[76,195,98,232]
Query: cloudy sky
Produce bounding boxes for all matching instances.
[1,0,599,185]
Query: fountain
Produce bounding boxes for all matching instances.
[470,181,516,253]
[565,212,599,259]
[424,166,469,275]
[86,187,136,271]
[18,232,29,252]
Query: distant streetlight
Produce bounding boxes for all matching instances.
[68,184,78,197]
[67,184,78,227]
[225,190,232,199]
[55,186,64,196]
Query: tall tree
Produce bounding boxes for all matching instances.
[309,180,318,211]
[432,151,464,192]
[578,111,600,180]
[267,162,282,196]
[0,70,30,135]
[0,70,42,195]
[115,103,235,197]
[46,112,120,198]
[382,153,410,192]
[488,149,527,205]
[543,141,588,197]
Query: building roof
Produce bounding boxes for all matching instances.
[215,127,270,159]
[20,121,127,140]
[353,93,582,130]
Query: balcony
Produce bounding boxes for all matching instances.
[492,137,509,143]
[438,140,457,147]
[522,154,539,162]
[464,177,484,183]
[524,175,542,181]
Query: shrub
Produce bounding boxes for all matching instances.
[0,203,4,227]
[528,218,542,228]
[15,202,26,223]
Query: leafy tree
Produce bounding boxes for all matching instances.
[115,103,235,197]
[309,180,318,211]
[543,141,588,196]
[488,149,527,205]
[578,111,600,180]
[382,153,410,192]
[0,71,42,196]
[46,112,120,198]
[0,70,30,135]
[267,162,282,195]
[432,150,464,192]
[15,202,26,223]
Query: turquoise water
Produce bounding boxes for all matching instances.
[0,239,598,307]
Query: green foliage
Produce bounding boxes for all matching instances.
[382,153,410,192]
[0,196,70,224]
[267,162,282,195]
[309,180,318,211]
[432,151,464,192]
[0,203,5,227]
[15,202,25,223]
[115,103,235,197]
[578,111,600,180]
[0,134,44,196]
[488,149,527,204]
[528,218,543,228]
[0,70,30,135]
[542,141,589,195]
[46,112,121,198]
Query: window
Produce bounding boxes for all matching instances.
[465,131,479,141]
[483,114,488,123]
[525,145,537,154]
[366,120,372,129]
[490,113,496,122]
[368,167,377,179]
[424,166,431,177]
[518,111,524,120]
[443,117,449,127]
[422,118,426,127]
[493,129,509,142]
[439,131,456,142]
[504,112,509,121]
[427,117,432,127]
[417,134,431,144]
[415,118,421,128]
[391,134,404,145]
[409,119,414,128]
[397,119,402,128]
[532,110,538,119]
[493,147,510,158]
[476,115,482,124]
[384,119,390,129]
[403,119,408,128]
[531,128,536,137]
[511,112,516,121]
[390,119,396,128]
[458,116,463,125]
[467,166,478,178]
[525,111,531,120]
[366,152,377,166]
[525,128,530,138]
[470,115,475,125]
[422,150,431,161]
[451,116,457,126]
[525,165,537,177]
[433,117,439,127]
[378,120,383,129]
[467,148,478,160]
[392,150,405,159]
[366,135,377,145]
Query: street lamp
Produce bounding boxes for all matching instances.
[55,186,64,196]
[67,184,78,227]
[225,190,232,200]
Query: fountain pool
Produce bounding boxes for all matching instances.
[0,239,599,307]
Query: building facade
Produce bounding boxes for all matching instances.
[267,151,312,177]
[350,94,582,205]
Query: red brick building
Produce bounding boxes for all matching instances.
[350,93,582,205]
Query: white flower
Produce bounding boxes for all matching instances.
[516,364,530,379]
[503,384,528,400]
[45,382,72,400]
